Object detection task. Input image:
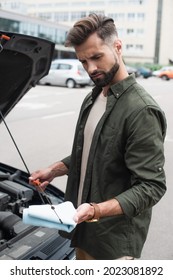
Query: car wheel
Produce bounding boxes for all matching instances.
[161,75,169,81]
[66,79,76,88]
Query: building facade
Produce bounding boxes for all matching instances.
[0,8,76,58]
[0,0,172,65]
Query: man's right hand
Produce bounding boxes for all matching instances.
[29,161,68,191]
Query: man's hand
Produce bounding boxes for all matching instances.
[29,161,68,191]
[73,203,95,224]
[74,199,124,224]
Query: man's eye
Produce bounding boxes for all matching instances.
[94,56,101,60]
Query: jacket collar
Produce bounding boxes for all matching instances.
[109,74,136,99]
[91,73,136,101]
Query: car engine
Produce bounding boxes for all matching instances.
[0,164,75,260]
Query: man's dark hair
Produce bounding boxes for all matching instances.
[65,13,118,47]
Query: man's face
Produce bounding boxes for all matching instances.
[75,33,121,87]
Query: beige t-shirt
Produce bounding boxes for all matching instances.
[77,91,107,205]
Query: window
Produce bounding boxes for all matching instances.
[51,64,58,70]
[71,12,87,21]
[54,12,69,22]
[127,13,135,20]
[128,0,145,4]
[126,44,134,51]
[108,13,125,21]
[137,13,145,21]
[89,1,104,5]
[109,0,125,4]
[136,44,143,51]
[39,13,52,20]
[89,10,104,16]
[137,28,144,36]
[126,44,143,53]
[127,28,135,35]
[59,64,72,70]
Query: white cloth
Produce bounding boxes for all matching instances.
[23,201,76,232]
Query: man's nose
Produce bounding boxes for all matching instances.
[87,62,97,75]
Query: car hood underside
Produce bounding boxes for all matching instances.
[0,31,55,121]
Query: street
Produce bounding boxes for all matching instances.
[0,77,172,259]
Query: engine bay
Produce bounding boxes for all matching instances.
[0,164,74,260]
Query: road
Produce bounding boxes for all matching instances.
[0,77,172,260]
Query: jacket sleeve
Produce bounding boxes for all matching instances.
[116,106,167,218]
[61,155,71,169]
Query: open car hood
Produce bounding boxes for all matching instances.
[0,31,55,121]
[0,32,76,260]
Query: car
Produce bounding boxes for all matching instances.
[125,65,140,78]
[39,59,90,88]
[0,31,75,260]
[153,66,173,80]
[137,67,153,78]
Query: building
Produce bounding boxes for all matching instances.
[1,0,173,65]
[0,8,76,59]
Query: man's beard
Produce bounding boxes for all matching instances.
[90,63,120,87]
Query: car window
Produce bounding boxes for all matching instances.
[58,64,72,70]
[50,63,58,70]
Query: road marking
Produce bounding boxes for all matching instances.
[42,111,75,119]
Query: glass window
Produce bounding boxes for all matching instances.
[71,1,87,5]
[51,64,58,70]
[0,18,20,32]
[59,64,72,70]
[108,13,125,21]
[128,0,144,4]
[54,12,69,22]
[127,28,135,35]
[126,44,134,51]
[89,1,104,5]
[137,13,145,21]
[137,28,144,35]
[89,10,104,16]
[54,2,68,6]
[127,13,135,20]
[109,0,125,4]
[136,44,143,51]
[70,11,87,21]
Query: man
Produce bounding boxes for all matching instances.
[29,14,167,260]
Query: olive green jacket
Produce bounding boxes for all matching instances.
[62,74,167,259]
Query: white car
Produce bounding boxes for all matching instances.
[39,59,90,88]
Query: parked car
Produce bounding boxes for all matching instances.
[137,67,153,78]
[39,59,90,88]
[125,65,140,77]
[153,66,173,80]
[0,31,75,260]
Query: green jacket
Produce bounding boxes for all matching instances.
[62,74,167,259]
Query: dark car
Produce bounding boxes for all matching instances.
[0,31,75,260]
[137,67,153,78]
[125,65,140,78]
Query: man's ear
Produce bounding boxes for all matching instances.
[114,39,122,54]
